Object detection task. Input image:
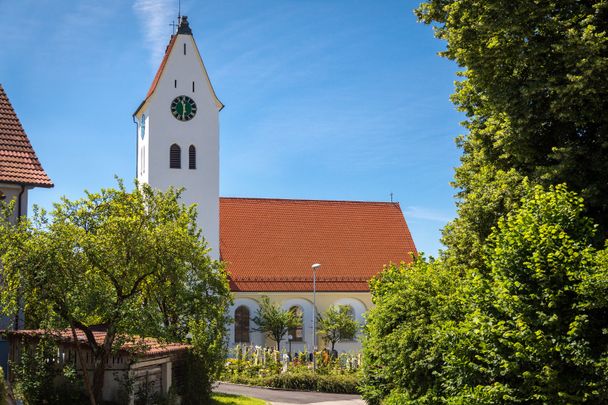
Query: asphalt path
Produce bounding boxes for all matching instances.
[213,382,365,405]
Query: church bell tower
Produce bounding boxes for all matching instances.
[133,16,223,258]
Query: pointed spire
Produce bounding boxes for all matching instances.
[177,15,192,35]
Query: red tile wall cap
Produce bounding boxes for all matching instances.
[5,329,189,357]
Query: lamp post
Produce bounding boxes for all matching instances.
[311,263,321,372]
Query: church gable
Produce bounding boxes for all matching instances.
[134,16,223,119]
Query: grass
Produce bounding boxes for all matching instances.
[210,392,268,405]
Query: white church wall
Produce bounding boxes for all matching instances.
[228,298,264,347]
[231,292,372,353]
[280,297,315,353]
[138,33,220,259]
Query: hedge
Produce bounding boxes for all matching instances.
[224,371,359,394]
[0,367,7,405]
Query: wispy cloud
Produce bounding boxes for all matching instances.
[404,206,454,223]
[133,0,174,66]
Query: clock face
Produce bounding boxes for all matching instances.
[170,95,197,121]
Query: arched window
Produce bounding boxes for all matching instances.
[189,145,196,169]
[170,144,181,169]
[288,306,304,342]
[235,306,250,343]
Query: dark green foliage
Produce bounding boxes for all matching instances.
[0,367,7,405]
[11,336,87,405]
[415,0,608,267]
[362,185,608,403]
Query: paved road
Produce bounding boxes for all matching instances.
[213,382,365,405]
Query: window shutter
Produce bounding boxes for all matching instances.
[189,145,196,169]
[170,144,181,169]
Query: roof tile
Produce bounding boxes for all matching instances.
[219,198,416,292]
[0,84,53,187]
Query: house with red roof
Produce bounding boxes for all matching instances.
[133,17,417,353]
[0,83,53,373]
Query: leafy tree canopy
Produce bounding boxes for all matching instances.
[0,180,232,403]
[416,0,608,266]
[317,305,359,352]
[252,296,298,350]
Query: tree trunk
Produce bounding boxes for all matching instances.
[70,324,96,405]
[91,350,109,403]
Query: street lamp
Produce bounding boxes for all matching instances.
[311,263,321,372]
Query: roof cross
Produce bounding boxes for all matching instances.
[169,20,177,35]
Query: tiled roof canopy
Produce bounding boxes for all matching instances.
[6,329,189,357]
[0,84,53,188]
[220,198,416,292]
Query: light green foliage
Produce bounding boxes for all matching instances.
[317,305,359,351]
[0,180,232,402]
[415,0,608,267]
[252,296,298,350]
[210,393,268,405]
[362,186,608,403]
[440,185,608,402]
[360,256,465,404]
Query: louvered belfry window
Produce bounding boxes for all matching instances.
[235,306,250,343]
[189,145,196,169]
[170,144,181,169]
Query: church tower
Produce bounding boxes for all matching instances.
[134,16,223,258]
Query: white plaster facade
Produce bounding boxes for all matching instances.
[134,26,222,259]
[229,292,371,353]
[0,183,28,226]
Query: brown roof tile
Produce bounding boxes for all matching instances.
[219,198,416,292]
[0,84,53,188]
[6,329,189,357]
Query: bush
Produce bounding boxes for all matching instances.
[223,371,360,394]
[11,336,87,405]
[0,367,7,405]
[361,185,608,403]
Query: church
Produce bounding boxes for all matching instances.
[133,16,417,352]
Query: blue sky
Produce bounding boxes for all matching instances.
[0,0,463,256]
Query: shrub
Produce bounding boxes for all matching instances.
[11,336,87,404]
[0,367,7,405]
[223,371,360,394]
[362,185,608,403]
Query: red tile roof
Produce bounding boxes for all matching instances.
[6,329,189,357]
[0,84,53,188]
[219,198,416,292]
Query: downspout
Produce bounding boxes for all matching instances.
[16,184,25,219]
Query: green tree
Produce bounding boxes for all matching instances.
[362,185,608,403]
[317,305,359,352]
[0,180,232,404]
[361,257,465,404]
[440,185,608,403]
[415,0,608,267]
[252,296,298,350]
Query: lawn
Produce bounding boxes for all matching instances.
[210,392,268,405]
